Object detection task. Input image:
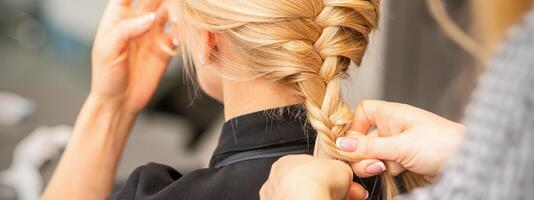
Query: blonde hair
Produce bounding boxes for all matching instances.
[174,0,426,198]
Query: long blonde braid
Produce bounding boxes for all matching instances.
[175,0,427,198]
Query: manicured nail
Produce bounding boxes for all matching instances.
[366,162,386,174]
[364,190,369,200]
[336,137,358,152]
[138,12,156,26]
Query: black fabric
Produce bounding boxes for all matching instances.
[109,105,382,200]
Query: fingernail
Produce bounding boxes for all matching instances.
[138,12,156,26]
[172,37,180,46]
[198,54,206,65]
[364,190,369,200]
[366,162,386,175]
[336,137,358,152]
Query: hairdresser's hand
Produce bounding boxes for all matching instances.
[336,100,464,179]
[91,0,178,114]
[260,155,368,200]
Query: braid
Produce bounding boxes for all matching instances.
[296,0,429,199]
[288,0,378,160]
[176,0,428,198]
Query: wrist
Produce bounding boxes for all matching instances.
[45,94,138,200]
[76,95,138,143]
[86,93,136,116]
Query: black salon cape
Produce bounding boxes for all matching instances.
[108,106,382,200]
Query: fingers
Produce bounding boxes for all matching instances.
[99,0,133,32]
[102,0,165,31]
[350,160,406,178]
[110,0,132,7]
[347,182,368,200]
[338,131,386,178]
[135,0,165,13]
[340,131,406,177]
[350,159,385,178]
[105,0,132,17]
[350,100,418,136]
[259,180,271,200]
[105,12,156,56]
[336,134,405,163]
[155,6,170,28]
[350,100,381,133]
[384,161,405,176]
[154,7,180,56]
[166,25,181,49]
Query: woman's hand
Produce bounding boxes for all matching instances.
[336,100,464,179]
[91,0,177,114]
[42,1,177,199]
[260,155,369,200]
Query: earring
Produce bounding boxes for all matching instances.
[198,54,207,65]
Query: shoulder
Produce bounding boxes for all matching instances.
[176,158,278,199]
[107,163,183,200]
[468,10,534,117]
[480,10,534,91]
[467,9,534,125]
[133,162,182,180]
[108,158,278,200]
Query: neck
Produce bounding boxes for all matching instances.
[222,79,302,121]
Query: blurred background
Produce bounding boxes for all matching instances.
[0,0,532,199]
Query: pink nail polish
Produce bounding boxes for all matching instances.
[366,162,386,174]
[335,137,358,152]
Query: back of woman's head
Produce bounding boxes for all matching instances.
[176,0,379,155]
[174,0,425,198]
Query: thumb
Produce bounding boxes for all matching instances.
[347,182,368,200]
[335,134,406,163]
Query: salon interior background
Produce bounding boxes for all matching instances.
[0,0,531,199]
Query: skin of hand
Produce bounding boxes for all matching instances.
[260,155,369,200]
[42,0,176,199]
[91,0,176,114]
[335,100,465,179]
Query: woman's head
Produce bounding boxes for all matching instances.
[172,0,393,183]
[174,0,379,155]
[173,0,379,103]
[171,0,428,198]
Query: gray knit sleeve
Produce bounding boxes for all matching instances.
[398,10,534,200]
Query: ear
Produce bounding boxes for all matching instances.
[198,30,218,65]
